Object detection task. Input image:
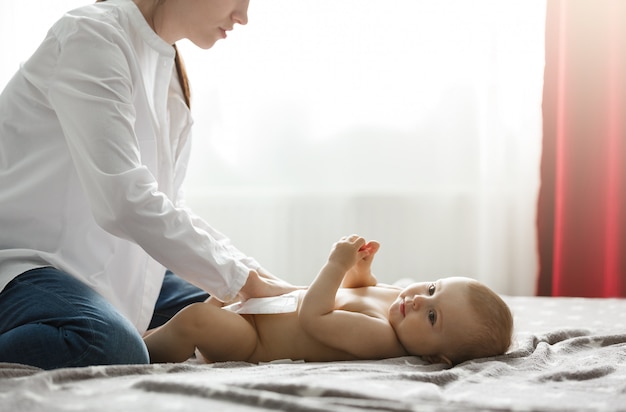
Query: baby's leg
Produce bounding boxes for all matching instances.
[342,241,380,288]
[144,302,257,363]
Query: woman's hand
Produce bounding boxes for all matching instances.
[237,268,299,301]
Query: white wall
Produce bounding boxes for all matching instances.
[186,189,536,294]
[178,0,546,294]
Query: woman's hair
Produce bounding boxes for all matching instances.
[95,0,191,108]
[447,281,514,365]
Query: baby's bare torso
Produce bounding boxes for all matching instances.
[242,286,402,363]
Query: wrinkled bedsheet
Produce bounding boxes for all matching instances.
[1,296,625,412]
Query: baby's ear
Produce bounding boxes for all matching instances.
[422,354,453,365]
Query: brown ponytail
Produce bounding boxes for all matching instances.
[95,0,191,108]
[172,44,191,108]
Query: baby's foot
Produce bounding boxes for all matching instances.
[347,241,380,279]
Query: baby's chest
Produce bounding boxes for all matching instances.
[335,293,390,318]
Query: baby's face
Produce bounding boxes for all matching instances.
[388,277,478,362]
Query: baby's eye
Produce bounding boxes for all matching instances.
[428,310,436,325]
[428,283,436,295]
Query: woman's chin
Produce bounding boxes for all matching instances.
[188,36,219,50]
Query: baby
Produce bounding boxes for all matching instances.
[144,235,513,365]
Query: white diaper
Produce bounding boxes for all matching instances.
[222,290,303,314]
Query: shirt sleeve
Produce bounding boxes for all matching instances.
[46,17,251,301]
[171,96,264,274]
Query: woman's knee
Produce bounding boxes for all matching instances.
[75,312,149,366]
[0,318,149,369]
[0,267,149,368]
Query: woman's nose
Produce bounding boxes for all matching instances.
[232,1,249,26]
[233,11,248,26]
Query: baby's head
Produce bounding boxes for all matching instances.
[388,277,513,365]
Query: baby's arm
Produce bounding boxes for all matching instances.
[299,236,405,359]
[301,235,366,315]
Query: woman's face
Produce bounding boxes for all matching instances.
[159,0,250,49]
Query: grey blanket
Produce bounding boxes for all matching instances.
[1,296,625,412]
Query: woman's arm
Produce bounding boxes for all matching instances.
[46,16,295,302]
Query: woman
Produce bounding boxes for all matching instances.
[0,0,294,369]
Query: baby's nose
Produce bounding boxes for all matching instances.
[410,294,426,309]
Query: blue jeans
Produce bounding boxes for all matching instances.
[0,267,208,369]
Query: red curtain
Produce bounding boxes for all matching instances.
[537,0,626,297]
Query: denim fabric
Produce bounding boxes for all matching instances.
[148,270,209,330]
[0,268,209,369]
[0,267,149,369]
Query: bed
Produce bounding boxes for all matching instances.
[2,295,625,411]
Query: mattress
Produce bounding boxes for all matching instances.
[1,295,625,411]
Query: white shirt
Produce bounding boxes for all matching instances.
[0,0,258,333]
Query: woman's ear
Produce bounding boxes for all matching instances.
[422,354,453,365]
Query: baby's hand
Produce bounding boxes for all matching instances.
[327,235,369,271]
